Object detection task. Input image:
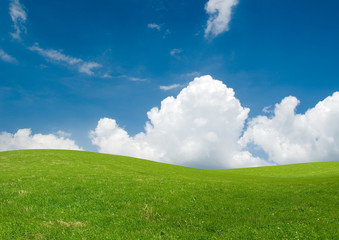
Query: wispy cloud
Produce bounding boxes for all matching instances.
[78,62,102,76]
[29,43,101,76]
[0,49,17,63]
[170,48,183,56]
[160,84,183,91]
[185,72,201,77]
[125,75,148,82]
[104,74,148,82]
[204,0,239,39]
[55,130,72,138]
[262,105,272,114]
[9,0,27,40]
[147,23,161,31]
[163,29,171,38]
[147,23,171,38]
[29,44,82,65]
[102,73,113,79]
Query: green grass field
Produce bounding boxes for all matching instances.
[0,150,338,239]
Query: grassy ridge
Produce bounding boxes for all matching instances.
[0,150,338,239]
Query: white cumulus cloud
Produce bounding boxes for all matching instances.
[240,93,339,165]
[90,75,339,169]
[204,0,239,39]
[0,49,17,63]
[90,75,266,169]
[0,129,82,151]
[9,0,27,40]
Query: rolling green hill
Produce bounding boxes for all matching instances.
[0,150,338,239]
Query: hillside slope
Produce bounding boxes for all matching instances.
[0,150,338,239]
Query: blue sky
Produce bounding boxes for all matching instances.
[1,0,339,168]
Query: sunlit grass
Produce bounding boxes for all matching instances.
[0,150,338,239]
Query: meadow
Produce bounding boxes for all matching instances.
[0,150,338,239]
